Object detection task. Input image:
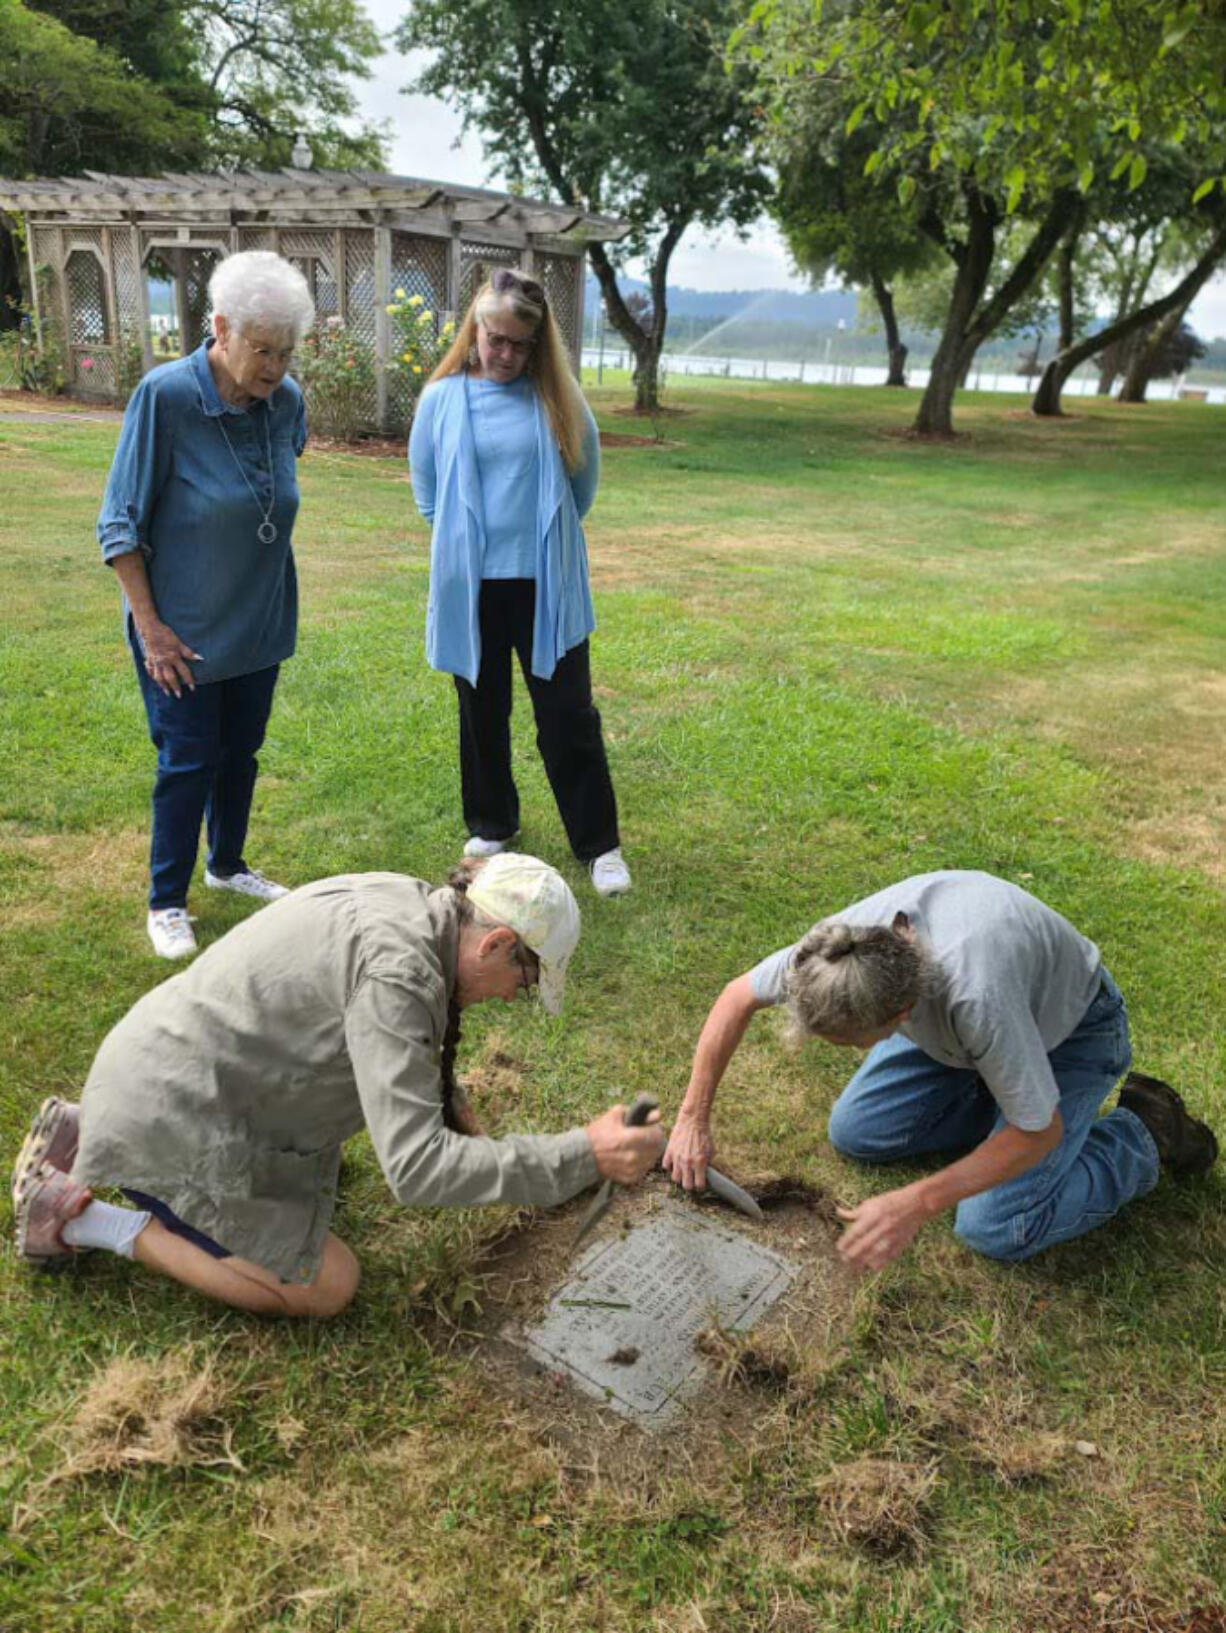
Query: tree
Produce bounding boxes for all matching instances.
[1117,313,1205,402]
[772,108,938,385]
[398,0,770,413]
[0,0,385,331]
[739,0,1226,435]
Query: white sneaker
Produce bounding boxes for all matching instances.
[147,908,198,959]
[463,836,513,858]
[590,848,632,898]
[204,867,289,901]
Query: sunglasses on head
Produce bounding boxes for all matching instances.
[491,268,545,305]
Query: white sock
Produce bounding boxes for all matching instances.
[61,1200,152,1259]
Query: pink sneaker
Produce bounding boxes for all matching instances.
[15,1164,93,1268]
[11,1097,80,1210]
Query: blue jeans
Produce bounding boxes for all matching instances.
[826,973,1161,1261]
[132,630,280,910]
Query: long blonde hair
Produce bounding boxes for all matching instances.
[429,269,588,471]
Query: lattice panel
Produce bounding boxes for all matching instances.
[342,231,375,345]
[30,227,65,339]
[65,250,109,344]
[239,228,276,252]
[184,249,219,351]
[112,233,142,331]
[540,254,583,364]
[282,231,338,322]
[458,239,519,314]
[74,349,116,395]
[386,233,450,429]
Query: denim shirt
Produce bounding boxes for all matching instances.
[97,341,308,684]
[408,372,598,684]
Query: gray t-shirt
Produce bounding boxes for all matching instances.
[748,871,1102,1131]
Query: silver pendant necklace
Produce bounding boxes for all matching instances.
[215,408,278,544]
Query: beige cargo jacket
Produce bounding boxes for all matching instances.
[74,874,597,1281]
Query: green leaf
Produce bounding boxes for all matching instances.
[1128,153,1147,189]
[898,174,917,204]
[863,149,884,177]
[1109,152,1131,181]
[845,101,869,136]
[1004,164,1026,213]
[1077,162,1094,193]
[1192,177,1218,203]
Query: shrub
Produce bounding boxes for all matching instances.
[296,319,377,440]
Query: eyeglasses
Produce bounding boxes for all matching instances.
[513,940,540,995]
[480,320,536,358]
[241,335,296,366]
[491,268,545,305]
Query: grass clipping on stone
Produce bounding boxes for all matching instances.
[50,1348,243,1482]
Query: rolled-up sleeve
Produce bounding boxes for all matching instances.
[345,973,598,1207]
[408,387,438,522]
[569,401,600,519]
[97,378,171,562]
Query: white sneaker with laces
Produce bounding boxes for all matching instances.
[463,836,513,858]
[204,867,289,901]
[590,848,632,898]
[147,908,198,959]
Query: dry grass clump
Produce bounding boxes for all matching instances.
[813,1455,938,1558]
[51,1349,242,1481]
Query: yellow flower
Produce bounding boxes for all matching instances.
[385,304,398,315]
[402,351,413,363]
[442,322,455,336]
[394,287,406,299]
[408,294,424,307]
[422,310,434,322]
[412,365,422,374]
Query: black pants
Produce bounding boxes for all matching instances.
[454,580,620,862]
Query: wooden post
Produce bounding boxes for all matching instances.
[447,228,462,322]
[173,249,191,358]
[23,219,43,344]
[374,221,391,430]
[132,224,154,373]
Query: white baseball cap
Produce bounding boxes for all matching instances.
[465,852,581,1014]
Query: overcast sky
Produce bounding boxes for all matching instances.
[359,0,1226,335]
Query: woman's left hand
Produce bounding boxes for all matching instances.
[836,1189,926,1272]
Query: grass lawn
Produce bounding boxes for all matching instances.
[1,378,1224,1632]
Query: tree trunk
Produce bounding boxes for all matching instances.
[1032,224,1226,416]
[869,270,907,385]
[914,189,997,436]
[1118,300,1190,403]
[586,218,685,415]
[1096,360,1117,396]
[914,186,1076,436]
[1057,215,1082,352]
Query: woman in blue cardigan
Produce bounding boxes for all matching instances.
[409,268,629,898]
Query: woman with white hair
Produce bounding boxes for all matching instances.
[664,870,1217,1270]
[409,268,630,899]
[12,853,666,1317]
[97,251,316,958]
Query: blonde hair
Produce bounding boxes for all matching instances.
[429,269,588,471]
[785,916,940,1039]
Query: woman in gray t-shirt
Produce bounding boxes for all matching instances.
[663,871,1216,1270]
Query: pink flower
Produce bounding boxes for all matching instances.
[80,357,94,371]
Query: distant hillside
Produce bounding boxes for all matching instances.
[584,274,857,330]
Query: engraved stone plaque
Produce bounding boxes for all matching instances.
[510,1208,800,1426]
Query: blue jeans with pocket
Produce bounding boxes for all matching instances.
[825,972,1161,1261]
[132,626,280,910]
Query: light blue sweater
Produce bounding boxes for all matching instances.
[409,371,600,683]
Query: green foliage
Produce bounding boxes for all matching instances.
[385,292,456,421]
[295,320,377,441]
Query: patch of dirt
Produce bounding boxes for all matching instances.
[610,403,693,419]
[438,1170,857,1477]
[813,1455,938,1558]
[305,432,406,460]
[1028,1588,1226,1633]
[598,430,678,448]
[0,388,121,417]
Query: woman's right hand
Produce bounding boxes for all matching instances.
[138,619,203,697]
[586,1104,667,1185]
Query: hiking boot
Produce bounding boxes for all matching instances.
[11,1097,80,1210]
[15,1163,93,1268]
[204,867,288,901]
[1118,1071,1219,1175]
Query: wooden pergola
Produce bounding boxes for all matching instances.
[0,168,626,426]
